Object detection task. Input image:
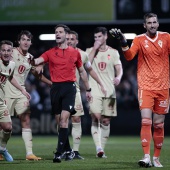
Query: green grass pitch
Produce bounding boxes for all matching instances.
[1,136,170,170]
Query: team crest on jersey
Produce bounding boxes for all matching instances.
[18,65,26,74]
[0,74,7,84]
[158,40,163,48]
[98,62,106,71]
[108,54,111,60]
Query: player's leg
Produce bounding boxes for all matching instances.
[90,96,104,157]
[71,91,84,159]
[152,89,168,167]
[53,82,76,163]
[138,89,153,167]
[100,98,117,158]
[16,97,41,160]
[0,103,13,162]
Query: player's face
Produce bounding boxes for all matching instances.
[94,32,107,45]
[144,17,159,36]
[55,27,67,44]
[18,35,32,52]
[67,34,78,48]
[0,44,13,65]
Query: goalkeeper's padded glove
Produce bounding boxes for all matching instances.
[109,28,128,47]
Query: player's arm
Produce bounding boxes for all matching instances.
[31,68,52,87]
[77,66,92,101]
[114,64,123,86]
[109,28,138,61]
[85,62,107,96]
[8,74,31,99]
[33,57,44,65]
[87,41,101,64]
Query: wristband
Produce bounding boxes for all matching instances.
[86,88,91,92]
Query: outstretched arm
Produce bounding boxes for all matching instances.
[31,68,52,87]
[109,28,137,61]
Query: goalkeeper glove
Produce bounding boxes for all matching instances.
[109,28,128,47]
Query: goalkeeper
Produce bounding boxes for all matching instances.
[110,12,170,168]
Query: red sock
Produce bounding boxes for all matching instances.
[153,123,164,157]
[140,118,152,154]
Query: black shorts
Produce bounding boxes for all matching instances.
[50,82,76,115]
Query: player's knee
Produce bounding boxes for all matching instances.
[3,123,12,132]
[142,118,152,126]
[153,122,164,129]
[101,116,111,126]
[72,116,81,123]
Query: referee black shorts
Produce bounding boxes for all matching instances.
[50,82,76,115]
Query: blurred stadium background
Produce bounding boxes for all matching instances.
[1,0,170,136]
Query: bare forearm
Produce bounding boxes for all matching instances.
[80,70,90,90]
[10,77,24,92]
[88,48,97,64]
[89,69,103,86]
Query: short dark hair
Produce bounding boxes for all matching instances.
[70,30,78,40]
[0,40,13,48]
[94,27,107,35]
[17,30,33,42]
[55,24,70,34]
[144,13,158,23]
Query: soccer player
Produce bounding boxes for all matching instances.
[3,31,52,161]
[58,30,106,160]
[33,24,92,163]
[109,13,170,168]
[0,40,30,162]
[86,27,123,158]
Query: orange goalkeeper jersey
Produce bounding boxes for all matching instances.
[122,31,170,90]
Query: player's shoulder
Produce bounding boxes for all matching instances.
[158,31,169,35]
[8,60,16,69]
[135,33,145,39]
[107,45,118,52]
[157,31,170,39]
[77,48,88,55]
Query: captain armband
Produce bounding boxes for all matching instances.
[85,61,91,69]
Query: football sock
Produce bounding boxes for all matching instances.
[153,123,164,157]
[57,128,68,154]
[65,136,72,152]
[140,118,152,154]
[72,122,82,151]
[22,128,33,155]
[0,130,11,149]
[101,124,110,150]
[91,122,102,149]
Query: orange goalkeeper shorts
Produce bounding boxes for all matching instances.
[138,89,169,114]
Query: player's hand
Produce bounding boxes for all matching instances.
[113,77,121,86]
[100,85,107,97]
[94,41,102,50]
[35,65,44,74]
[86,92,92,102]
[21,90,31,100]
[109,28,127,47]
[109,28,123,39]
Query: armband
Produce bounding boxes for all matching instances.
[86,88,91,92]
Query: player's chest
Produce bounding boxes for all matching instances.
[14,55,31,73]
[0,65,12,84]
